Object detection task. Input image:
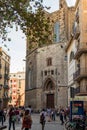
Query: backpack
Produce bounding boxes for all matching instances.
[40,113,45,124]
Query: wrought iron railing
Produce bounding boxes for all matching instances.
[3,85,9,89]
[73,68,87,80]
[74,25,80,39]
[76,42,87,51]
[0,74,2,79]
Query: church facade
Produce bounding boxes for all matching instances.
[25,0,75,110]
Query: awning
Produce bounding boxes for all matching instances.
[75,95,87,101]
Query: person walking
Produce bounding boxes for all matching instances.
[8,107,16,130]
[59,108,64,125]
[0,108,4,126]
[40,109,46,130]
[21,109,32,130]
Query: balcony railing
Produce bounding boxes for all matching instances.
[3,96,9,100]
[4,74,10,80]
[74,42,87,59]
[0,98,2,103]
[75,11,79,23]
[70,87,80,98]
[3,85,9,89]
[74,25,80,39]
[0,63,2,68]
[73,68,87,81]
[0,74,2,79]
[0,84,3,90]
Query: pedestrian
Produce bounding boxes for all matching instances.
[51,109,56,121]
[40,109,46,130]
[8,107,16,130]
[21,109,32,130]
[15,108,20,123]
[0,108,4,126]
[59,109,64,125]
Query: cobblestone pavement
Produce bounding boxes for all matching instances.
[2,114,66,130]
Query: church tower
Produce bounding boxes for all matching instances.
[59,0,68,42]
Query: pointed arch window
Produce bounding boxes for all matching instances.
[69,51,74,62]
[54,22,60,43]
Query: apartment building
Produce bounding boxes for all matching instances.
[0,47,10,108]
[66,0,87,109]
[9,71,25,107]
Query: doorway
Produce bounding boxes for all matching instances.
[46,94,54,108]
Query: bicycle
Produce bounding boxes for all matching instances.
[65,121,76,130]
[65,118,86,130]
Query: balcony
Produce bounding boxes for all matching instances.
[70,87,80,98]
[73,68,87,81]
[0,63,2,68]
[75,11,79,23]
[3,96,9,100]
[4,74,10,80]
[0,98,2,103]
[0,84,3,90]
[0,74,2,79]
[3,85,9,89]
[74,42,87,59]
[74,25,80,39]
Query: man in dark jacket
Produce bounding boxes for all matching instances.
[0,108,4,126]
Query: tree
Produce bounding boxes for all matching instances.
[0,0,52,46]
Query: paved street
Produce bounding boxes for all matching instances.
[2,114,66,130]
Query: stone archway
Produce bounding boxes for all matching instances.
[43,78,55,108]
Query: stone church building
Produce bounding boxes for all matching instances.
[25,0,75,110]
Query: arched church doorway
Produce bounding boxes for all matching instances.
[44,78,55,108]
[46,94,54,108]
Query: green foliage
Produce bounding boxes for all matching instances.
[0,0,52,47]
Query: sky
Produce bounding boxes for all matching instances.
[0,0,76,73]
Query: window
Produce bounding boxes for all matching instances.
[70,51,74,62]
[10,80,12,83]
[14,80,16,82]
[51,70,54,75]
[13,97,15,99]
[47,58,52,66]
[44,70,47,76]
[54,22,60,42]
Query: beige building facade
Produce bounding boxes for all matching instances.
[9,71,25,107]
[25,0,75,110]
[0,47,10,108]
[66,0,87,110]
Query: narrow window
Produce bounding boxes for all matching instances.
[54,22,60,43]
[47,58,52,66]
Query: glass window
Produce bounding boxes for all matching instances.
[54,22,60,43]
